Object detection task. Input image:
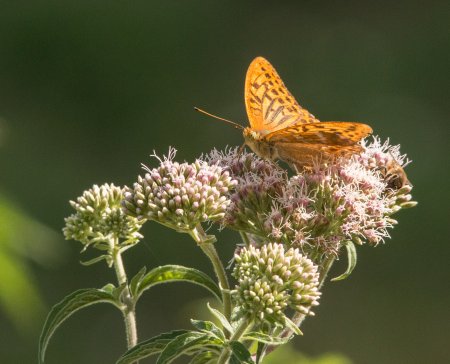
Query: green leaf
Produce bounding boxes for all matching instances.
[100,283,116,294]
[0,194,59,332]
[129,267,146,297]
[136,265,221,302]
[229,341,255,364]
[255,342,265,364]
[284,316,303,336]
[111,283,128,302]
[230,355,242,364]
[79,254,108,266]
[331,241,357,281]
[189,350,219,364]
[39,288,118,364]
[242,331,291,345]
[191,319,225,341]
[207,302,233,335]
[116,330,189,364]
[156,332,222,364]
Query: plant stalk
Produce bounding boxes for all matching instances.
[191,226,232,324]
[239,231,251,247]
[111,238,138,349]
[217,319,251,364]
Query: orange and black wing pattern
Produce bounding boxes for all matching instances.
[266,121,372,145]
[245,57,319,133]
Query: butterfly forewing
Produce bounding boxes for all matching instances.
[245,57,319,133]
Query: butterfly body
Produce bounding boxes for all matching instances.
[243,127,279,161]
[243,57,373,170]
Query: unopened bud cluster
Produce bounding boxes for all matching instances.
[232,243,321,324]
[63,183,143,247]
[122,149,237,232]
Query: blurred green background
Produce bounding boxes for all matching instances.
[0,1,448,363]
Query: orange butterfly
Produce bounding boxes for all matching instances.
[243,57,372,170]
[196,57,373,170]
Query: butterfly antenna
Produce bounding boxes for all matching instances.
[194,107,244,130]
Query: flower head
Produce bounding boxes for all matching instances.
[357,137,411,189]
[206,148,286,235]
[232,243,321,325]
[205,139,416,259]
[122,148,237,232]
[63,183,143,248]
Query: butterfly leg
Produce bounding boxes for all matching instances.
[291,163,301,174]
[238,142,246,156]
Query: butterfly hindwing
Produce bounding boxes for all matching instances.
[265,121,373,145]
[275,142,363,170]
[245,57,319,133]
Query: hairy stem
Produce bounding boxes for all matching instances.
[190,225,232,325]
[111,238,138,350]
[318,255,336,288]
[239,231,251,247]
[217,319,251,364]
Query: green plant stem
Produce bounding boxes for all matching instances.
[111,238,138,350]
[190,225,232,325]
[217,319,251,364]
[239,231,251,247]
[318,255,336,288]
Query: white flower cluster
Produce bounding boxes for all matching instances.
[122,149,237,232]
[206,139,416,259]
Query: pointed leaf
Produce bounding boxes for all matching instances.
[242,331,291,345]
[116,330,189,364]
[79,254,108,266]
[255,342,265,364]
[190,319,225,340]
[129,267,146,297]
[101,283,116,294]
[156,332,222,364]
[230,355,242,364]
[207,302,233,335]
[284,316,303,336]
[39,288,118,364]
[136,265,221,302]
[229,341,255,363]
[189,350,219,364]
[112,283,128,302]
[331,241,357,281]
